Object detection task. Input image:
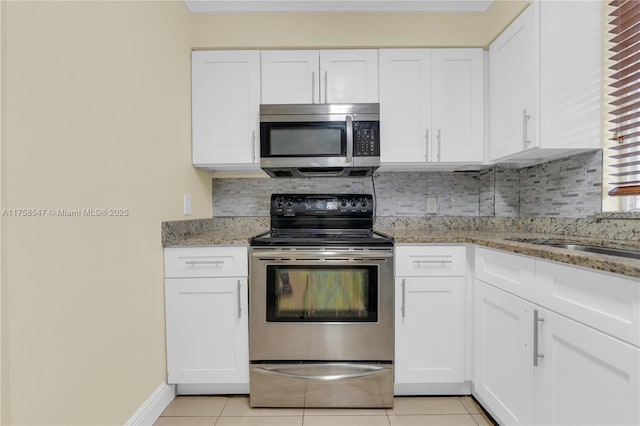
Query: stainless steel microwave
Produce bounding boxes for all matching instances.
[259,103,380,178]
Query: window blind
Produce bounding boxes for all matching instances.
[608,0,640,196]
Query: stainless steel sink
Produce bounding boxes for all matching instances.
[543,244,640,260]
[506,238,640,260]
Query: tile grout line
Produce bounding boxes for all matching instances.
[459,396,484,426]
[214,396,230,426]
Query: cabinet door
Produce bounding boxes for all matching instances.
[474,281,534,425]
[165,277,249,385]
[320,49,379,103]
[489,3,537,160]
[538,0,601,152]
[192,51,260,166]
[379,49,431,163]
[261,50,320,104]
[395,276,465,383]
[535,308,640,426]
[431,49,484,163]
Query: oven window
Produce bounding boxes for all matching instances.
[266,265,378,322]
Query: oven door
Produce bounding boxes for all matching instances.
[249,247,394,361]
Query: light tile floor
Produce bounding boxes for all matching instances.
[154,396,497,426]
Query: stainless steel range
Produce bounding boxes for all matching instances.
[249,193,394,408]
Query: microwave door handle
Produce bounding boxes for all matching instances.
[346,115,353,164]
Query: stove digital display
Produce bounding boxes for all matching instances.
[305,198,338,211]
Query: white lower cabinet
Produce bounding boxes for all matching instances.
[474,248,640,426]
[474,281,535,425]
[536,308,640,426]
[164,246,249,393]
[396,276,465,384]
[165,277,248,385]
[394,245,468,394]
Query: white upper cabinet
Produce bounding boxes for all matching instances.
[489,4,537,160]
[320,50,379,103]
[431,49,484,162]
[192,50,261,170]
[379,49,432,163]
[379,48,484,166]
[261,50,320,104]
[261,50,379,104]
[489,0,601,164]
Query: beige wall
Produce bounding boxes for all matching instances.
[191,0,530,49]
[1,1,211,424]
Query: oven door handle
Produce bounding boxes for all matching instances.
[252,251,393,260]
[252,364,389,382]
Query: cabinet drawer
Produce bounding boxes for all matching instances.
[536,260,640,347]
[395,245,466,277]
[164,246,248,278]
[475,247,536,300]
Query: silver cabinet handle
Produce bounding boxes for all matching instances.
[184,260,224,265]
[533,309,545,366]
[346,115,353,164]
[401,278,406,318]
[324,70,328,104]
[254,364,388,382]
[252,130,257,162]
[311,71,316,104]
[237,280,242,319]
[425,129,430,161]
[437,129,442,161]
[523,109,532,149]
[413,259,453,265]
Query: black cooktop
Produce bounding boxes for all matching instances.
[250,229,394,247]
[250,193,394,247]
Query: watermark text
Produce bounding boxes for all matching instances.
[1,208,130,217]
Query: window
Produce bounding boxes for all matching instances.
[608,0,640,210]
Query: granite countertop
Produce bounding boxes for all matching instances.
[162,217,640,279]
[162,217,268,247]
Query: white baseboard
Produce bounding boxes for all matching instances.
[471,386,503,425]
[177,383,250,395]
[125,382,176,426]
[394,381,472,395]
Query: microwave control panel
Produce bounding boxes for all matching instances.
[353,121,380,157]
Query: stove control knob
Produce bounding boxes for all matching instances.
[351,199,357,207]
[275,197,284,208]
[286,199,293,207]
[341,199,348,207]
[360,198,368,207]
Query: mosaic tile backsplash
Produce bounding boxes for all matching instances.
[212,151,603,218]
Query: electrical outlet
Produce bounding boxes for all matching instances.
[183,194,192,216]
[426,197,437,214]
